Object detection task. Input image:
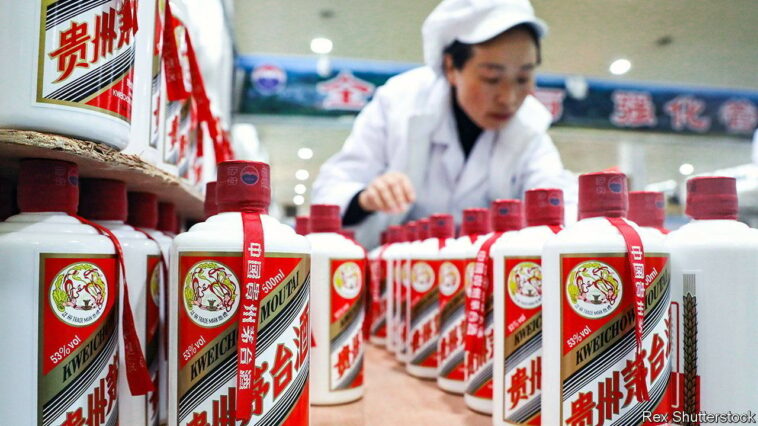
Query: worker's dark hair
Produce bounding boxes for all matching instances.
[443,23,541,70]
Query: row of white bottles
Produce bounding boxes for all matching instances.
[437,208,491,393]
[170,161,311,424]
[368,231,390,346]
[492,189,564,425]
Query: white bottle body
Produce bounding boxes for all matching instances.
[492,226,558,426]
[0,213,120,424]
[542,217,670,426]
[306,232,366,405]
[98,221,162,426]
[169,212,311,424]
[667,220,758,421]
[0,0,136,149]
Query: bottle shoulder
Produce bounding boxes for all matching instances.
[306,232,363,258]
[667,220,758,248]
[545,217,666,253]
[491,226,559,256]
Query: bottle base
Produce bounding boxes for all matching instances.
[310,387,364,406]
[437,377,465,394]
[464,394,493,415]
[406,364,436,379]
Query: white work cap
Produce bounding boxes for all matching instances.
[422,0,548,74]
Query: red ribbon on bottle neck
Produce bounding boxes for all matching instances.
[162,2,190,102]
[72,215,155,395]
[133,228,170,362]
[464,232,502,354]
[606,217,648,402]
[237,210,266,421]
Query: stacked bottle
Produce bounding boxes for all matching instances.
[405,214,456,378]
[307,204,365,405]
[667,177,758,423]
[383,225,406,355]
[492,189,564,425]
[170,161,311,424]
[156,200,177,424]
[464,200,524,414]
[542,172,671,425]
[395,221,418,363]
[437,208,490,393]
[80,179,163,426]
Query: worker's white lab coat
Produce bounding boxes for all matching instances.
[312,66,576,248]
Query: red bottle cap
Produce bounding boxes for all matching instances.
[686,176,738,220]
[491,199,524,232]
[380,231,388,245]
[387,225,405,243]
[339,229,356,241]
[525,188,564,227]
[461,208,491,236]
[295,216,310,235]
[204,181,218,219]
[429,214,454,239]
[310,204,341,233]
[216,161,270,213]
[628,191,666,228]
[405,221,419,242]
[0,177,17,220]
[128,192,159,229]
[578,172,628,220]
[18,159,79,214]
[79,178,127,221]
[158,202,177,233]
[417,218,431,240]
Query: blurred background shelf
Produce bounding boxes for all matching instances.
[0,129,204,219]
[312,345,490,426]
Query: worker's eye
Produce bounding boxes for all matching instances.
[516,76,531,85]
[480,76,500,85]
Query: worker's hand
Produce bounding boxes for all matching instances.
[358,172,416,214]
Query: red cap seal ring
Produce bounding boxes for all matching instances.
[310,204,341,233]
[525,188,564,227]
[578,172,628,220]
[158,202,177,233]
[628,191,665,228]
[429,214,454,239]
[491,199,524,232]
[18,159,79,214]
[461,208,491,236]
[127,192,159,229]
[79,178,127,221]
[685,176,738,220]
[216,161,271,213]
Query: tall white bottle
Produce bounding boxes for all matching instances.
[492,189,564,426]
[81,179,163,426]
[0,160,121,424]
[395,222,418,363]
[667,177,758,423]
[542,172,671,425]
[465,200,524,414]
[368,232,390,346]
[307,204,366,405]
[628,191,669,235]
[383,225,406,355]
[156,200,177,425]
[437,208,490,393]
[169,161,311,424]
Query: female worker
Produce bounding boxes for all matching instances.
[312,0,576,248]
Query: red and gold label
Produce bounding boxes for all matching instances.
[465,259,494,399]
[408,260,440,368]
[37,0,137,122]
[329,258,365,391]
[146,255,161,425]
[503,257,543,425]
[438,259,465,381]
[177,252,310,425]
[369,257,387,339]
[560,253,670,426]
[39,253,119,425]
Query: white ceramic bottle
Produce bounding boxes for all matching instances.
[394,222,417,363]
[667,177,758,423]
[492,189,564,426]
[464,200,524,414]
[169,161,311,424]
[368,232,390,346]
[0,0,141,149]
[628,191,669,235]
[156,200,177,425]
[307,204,366,405]
[81,179,163,426]
[0,160,121,424]
[382,225,406,355]
[437,208,490,393]
[542,172,671,425]
[406,214,455,378]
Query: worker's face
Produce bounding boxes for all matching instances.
[445,28,538,130]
